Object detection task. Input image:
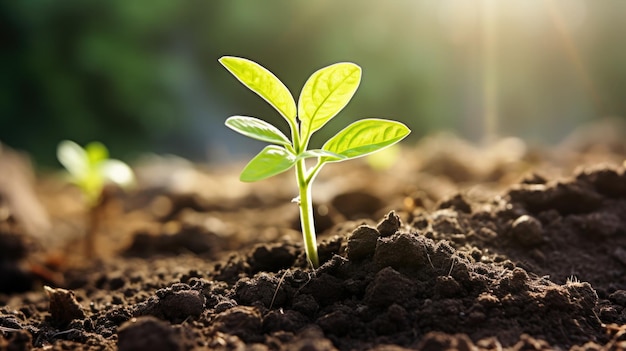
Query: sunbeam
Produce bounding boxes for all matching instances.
[481,0,498,144]
[545,0,605,115]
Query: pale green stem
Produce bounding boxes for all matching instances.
[295,158,319,268]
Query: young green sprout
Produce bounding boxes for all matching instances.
[220,56,410,268]
[57,140,135,255]
[57,140,135,204]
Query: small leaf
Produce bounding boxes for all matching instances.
[57,140,88,179]
[240,146,296,182]
[298,62,361,142]
[85,141,109,164]
[225,116,291,147]
[99,160,135,188]
[322,119,410,161]
[220,56,297,126]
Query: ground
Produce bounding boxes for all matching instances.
[1,122,626,350]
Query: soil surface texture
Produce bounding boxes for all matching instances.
[1,124,626,350]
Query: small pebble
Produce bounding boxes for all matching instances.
[510,215,543,247]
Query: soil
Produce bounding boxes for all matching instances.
[2,122,626,350]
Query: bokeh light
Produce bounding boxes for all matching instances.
[1,1,625,166]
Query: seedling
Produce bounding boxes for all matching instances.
[57,140,134,255]
[220,56,411,268]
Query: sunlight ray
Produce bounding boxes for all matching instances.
[545,0,605,114]
[481,0,498,144]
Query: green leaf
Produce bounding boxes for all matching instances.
[240,145,296,182]
[85,141,109,164]
[225,116,291,147]
[57,140,89,179]
[219,56,297,126]
[99,160,135,188]
[298,62,361,142]
[322,119,411,161]
[57,139,135,206]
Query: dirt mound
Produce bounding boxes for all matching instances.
[2,142,626,350]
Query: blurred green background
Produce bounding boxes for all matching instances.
[1,0,625,167]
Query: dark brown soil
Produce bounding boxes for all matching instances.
[1,127,626,350]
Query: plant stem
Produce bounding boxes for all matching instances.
[86,190,107,260]
[295,158,319,268]
[86,205,98,258]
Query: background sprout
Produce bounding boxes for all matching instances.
[220,56,411,268]
[57,140,135,205]
[56,140,135,256]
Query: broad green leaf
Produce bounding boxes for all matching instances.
[219,56,297,125]
[298,62,361,142]
[297,149,346,161]
[322,119,410,161]
[225,116,291,147]
[240,145,296,182]
[57,140,88,179]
